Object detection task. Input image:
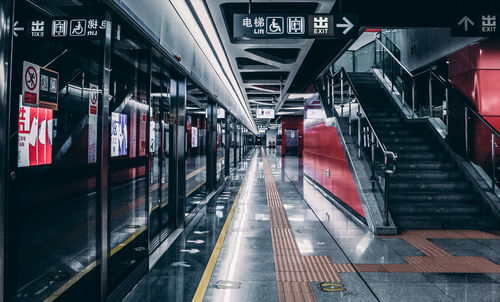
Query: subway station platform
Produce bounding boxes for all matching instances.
[125,148,500,302]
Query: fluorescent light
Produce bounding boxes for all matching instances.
[188,0,256,133]
[276,112,297,115]
[288,93,316,99]
[150,92,169,98]
[282,106,304,110]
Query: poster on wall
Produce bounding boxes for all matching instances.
[191,126,198,148]
[88,83,98,163]
[149,121,156,153]
[129,106,137,158]
[139,107,147,156]
[111,112,128,157]
[18,101,53,167]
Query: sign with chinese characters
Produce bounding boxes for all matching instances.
[22,61,59,110]
[256,107,275,119]
[18,101,53,168]
[39,67,59,110]
[111,112,128,157]
[88,83,98,164]
[26,17,107,40]
[191,127,198,148]
[451,13,498,36]
[22,61,40,107]
[233,14,358,39]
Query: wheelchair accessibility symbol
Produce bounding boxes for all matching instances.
[318,282,346,292]
[266,17,284,34]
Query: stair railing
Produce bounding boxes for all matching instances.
[374,32,450,133]
[375,32,499,192]
[327,67,397,226]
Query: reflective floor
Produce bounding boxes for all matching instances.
[126,148,500,302]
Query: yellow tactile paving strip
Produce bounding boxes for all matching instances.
[262,149,340,302]
[262,148,500,301]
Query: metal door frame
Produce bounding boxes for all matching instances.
[0,0,14,300]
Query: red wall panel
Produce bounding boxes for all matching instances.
[303,119,365,218]
[449,40,500,168]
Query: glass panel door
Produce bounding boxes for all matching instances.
[9,1,102,300]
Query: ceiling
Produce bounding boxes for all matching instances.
[204,0,336,128]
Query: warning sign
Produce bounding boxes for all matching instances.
[22,61,59,110]
[23,61,40,107]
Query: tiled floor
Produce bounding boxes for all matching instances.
[126,148,500,302]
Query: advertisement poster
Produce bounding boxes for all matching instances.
[139,108,147,156]
[111,112,128,157]
[150,121,156,153]
[18,101,53,167]
[129,106,137,158]
[191,126,198,148]
[88,83,98,163]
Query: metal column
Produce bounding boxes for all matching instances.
[224,115,230,176]
[0,0,13,300]
[169,76,187,227]
[233,119,237,167]
[96,14,112,301]
[206,102,217,191]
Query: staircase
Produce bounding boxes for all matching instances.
[348,72,499,230]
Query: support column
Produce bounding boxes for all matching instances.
[0,0,13,300]
[169,76,187,227]
[206,102,217,191]
[233,119,237,167]
[224,115,230,176]
[97,14,112,301]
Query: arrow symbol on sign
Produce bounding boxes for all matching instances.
[194,231,209,235]
[336,17,354,35]
[187,239,205,244]
[13,21,24,37]
[458,16,474,32]
[171,261,191,268]
[180,248,200,254]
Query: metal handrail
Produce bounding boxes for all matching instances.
[375,33,413,77]
[330,67,397,225]
[376,33,499,191]
[335,68,394,157]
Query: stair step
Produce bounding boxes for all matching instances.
[389,191,476,203]
[371,117,402,123]
[390,203,487,215]
[395,171,463,181]
[388,181,469,191]
[384,137,429,144]
[397,161,455,171]
[394,215,500,230]
[390,144,437,152]
[397,152,446,160]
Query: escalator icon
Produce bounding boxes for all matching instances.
[266,17,284,34]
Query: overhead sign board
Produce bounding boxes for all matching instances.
[233,14,358,40]
[26,17,107,40]
[451,13,498,36]
[256,107,275,119]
